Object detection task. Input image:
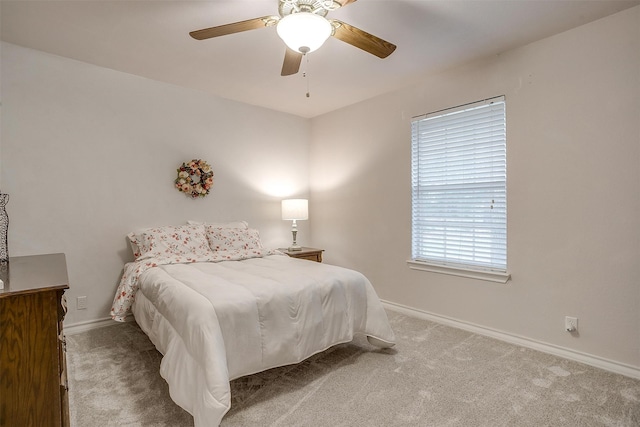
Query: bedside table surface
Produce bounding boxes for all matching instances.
[277,247,324,263]
[277,247,323,255]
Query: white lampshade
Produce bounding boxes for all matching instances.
[276,12,332,54]
[282,199,309,220]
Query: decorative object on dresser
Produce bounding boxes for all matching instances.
[0,193,8,262]
[281,198,308,251]
[278,246,323,263]
[174,159,214,199]
[0,253,70,427]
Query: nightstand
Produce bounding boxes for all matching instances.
[278,247,324,263]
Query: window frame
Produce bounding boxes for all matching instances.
[408,96,510,283]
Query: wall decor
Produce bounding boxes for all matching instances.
[175,159,214,198]
[0,193,8,262]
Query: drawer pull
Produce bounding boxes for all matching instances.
[58,333,67,353]
[60,368,68,391]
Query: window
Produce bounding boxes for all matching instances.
[409,96,509,282]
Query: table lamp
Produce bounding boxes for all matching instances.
[282,199,308,251]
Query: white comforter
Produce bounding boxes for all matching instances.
[130,254,395,426]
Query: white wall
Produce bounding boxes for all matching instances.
[310,7,640,368]
[1,42,311,325]
[2,6,638,371]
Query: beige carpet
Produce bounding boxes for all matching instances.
[66,311,640,426]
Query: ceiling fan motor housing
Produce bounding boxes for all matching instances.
[278,0,339,18]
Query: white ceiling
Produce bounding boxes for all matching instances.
[2,0,638,118]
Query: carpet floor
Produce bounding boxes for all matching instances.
[66,310,640,426]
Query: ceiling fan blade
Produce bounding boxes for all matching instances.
[281,48,304,76]
[190,16,278,40]
[330,20,396,58]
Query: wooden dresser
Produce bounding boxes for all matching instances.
[0,253,70,427]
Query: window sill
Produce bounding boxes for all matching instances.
[406,260,511,284]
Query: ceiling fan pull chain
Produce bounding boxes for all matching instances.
[305,55,311,98]
[305,54,311,98]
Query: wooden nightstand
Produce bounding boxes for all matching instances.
[278,247,324,263]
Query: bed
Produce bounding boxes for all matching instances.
[110,223,395,426]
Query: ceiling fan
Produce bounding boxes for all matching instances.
[189,0,396,76]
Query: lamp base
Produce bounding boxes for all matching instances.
[288,227,302,251]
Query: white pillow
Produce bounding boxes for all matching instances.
[128,224,213,261]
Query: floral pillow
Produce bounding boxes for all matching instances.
[186,220,248,229]
[129,224,214,262]
[126,232,143,259]
[205,226,263,251]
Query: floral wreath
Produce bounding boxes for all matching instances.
[175,159,214,198]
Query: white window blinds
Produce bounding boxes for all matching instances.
[411,96,507,272]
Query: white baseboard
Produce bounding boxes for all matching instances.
[64,316,133,336]
[382,300,640,380]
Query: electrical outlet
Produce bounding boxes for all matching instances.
[77,296,87,310]
[565,316,578,332]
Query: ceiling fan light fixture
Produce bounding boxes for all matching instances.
[276,12,332,54]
